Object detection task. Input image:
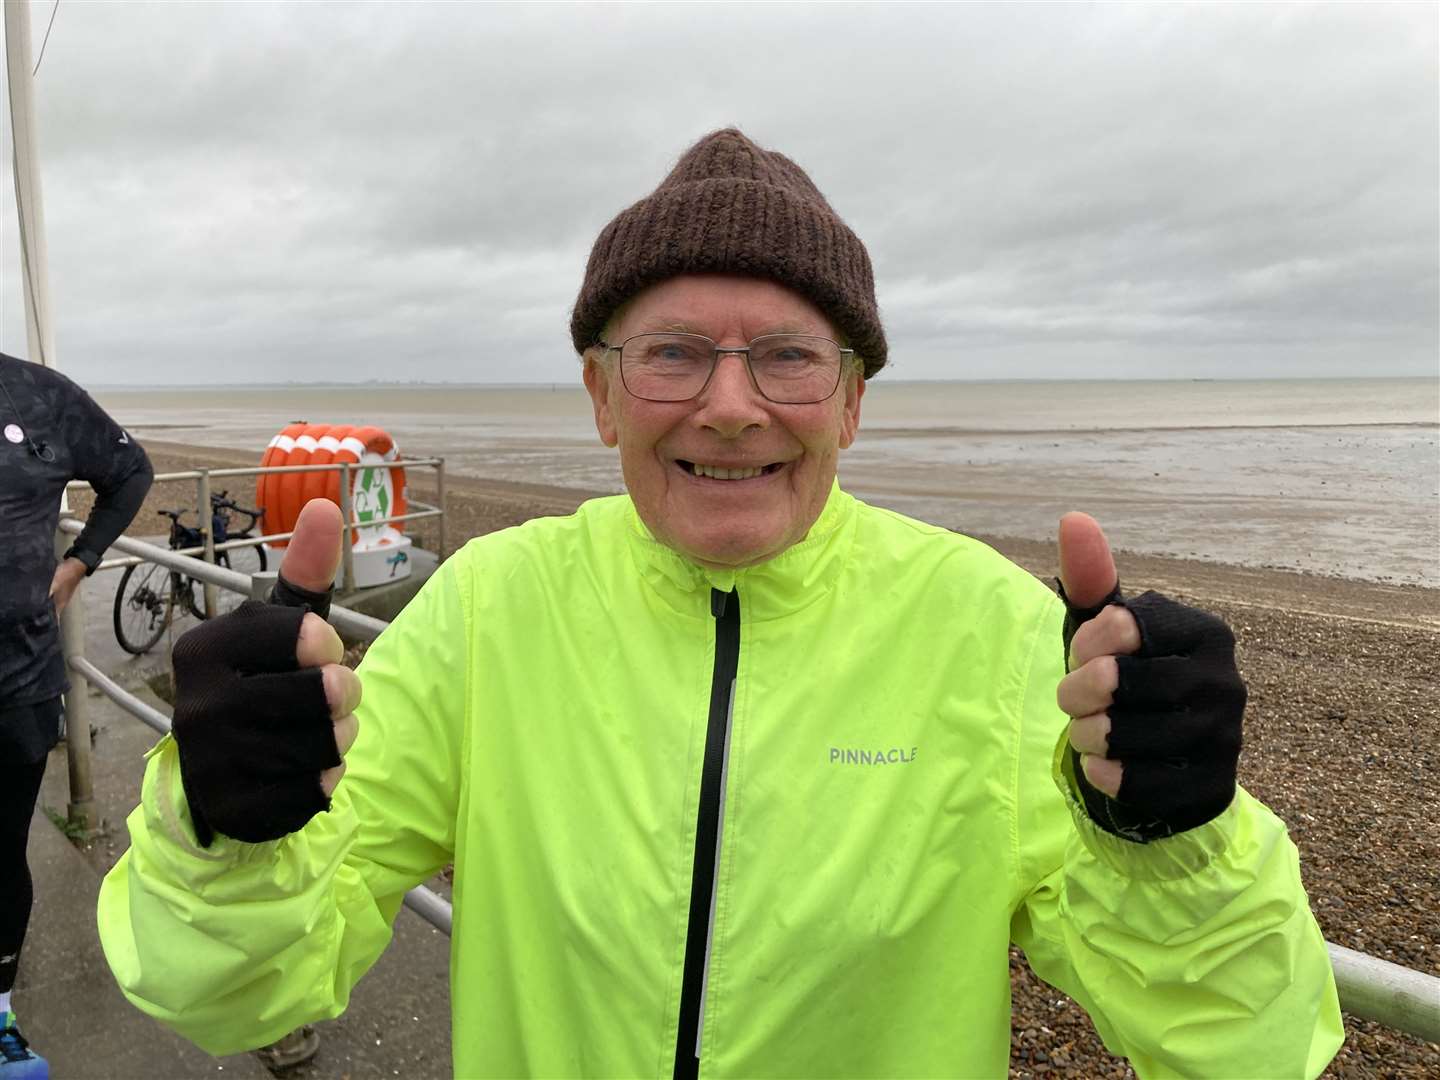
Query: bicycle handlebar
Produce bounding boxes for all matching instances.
[211,493,262,518]
[157,501,263,528]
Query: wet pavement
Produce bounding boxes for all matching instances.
[20,564,453,1079]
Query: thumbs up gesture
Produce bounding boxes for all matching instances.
[1054,513,1247,842]
[171,499,363,847]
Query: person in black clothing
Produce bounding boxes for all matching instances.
[0,352,152,1075]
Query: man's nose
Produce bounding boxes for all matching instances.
[694,350,768,436]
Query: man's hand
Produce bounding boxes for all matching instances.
[49,557,88,617]
[171,499,361,846]
[1054,512,1246,841]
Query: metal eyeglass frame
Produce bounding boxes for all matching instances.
[598,333,856,405]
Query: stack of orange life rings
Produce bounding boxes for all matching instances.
[256,423,408,548]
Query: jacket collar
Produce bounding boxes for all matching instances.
[625,480,858,622]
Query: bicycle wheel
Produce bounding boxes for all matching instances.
[222,540,267,576]
[211,542,267,615]
[113,562,174,654]
[179,571,207,621]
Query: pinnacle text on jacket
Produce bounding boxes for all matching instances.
[828,746,918,765]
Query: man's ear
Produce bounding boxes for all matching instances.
[583,354,619,448]
[838,371,865,450]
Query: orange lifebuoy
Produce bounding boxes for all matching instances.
[299,423,351,513]
[256,422,307,545]
[255,424,408,548]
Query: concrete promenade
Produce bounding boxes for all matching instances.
[17,567,453,1079]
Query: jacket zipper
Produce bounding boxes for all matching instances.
[673,587,740,1080]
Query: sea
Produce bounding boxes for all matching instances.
[93,377,1440,587]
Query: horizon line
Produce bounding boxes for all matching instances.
[90,373,1440,391]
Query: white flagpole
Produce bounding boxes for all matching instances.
[5,0,57,371]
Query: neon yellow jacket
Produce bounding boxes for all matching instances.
[97,486,1342,1078]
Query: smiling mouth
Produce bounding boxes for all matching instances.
[678,460,786,481]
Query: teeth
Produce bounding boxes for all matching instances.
[692,463,766,480]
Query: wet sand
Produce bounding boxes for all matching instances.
[72,440,1439,1077]
[99,378,1440,588]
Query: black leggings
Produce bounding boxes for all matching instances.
[0,756,47,994]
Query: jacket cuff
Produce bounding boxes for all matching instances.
[63,544,102,576]
[143,734,278,866]
[1050,731,1243,882]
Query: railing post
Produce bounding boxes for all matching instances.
[251,569,278,602]
[338,462,356,593]
[436,457,448,562]
[197,468,217,617]
[54,528,98,834]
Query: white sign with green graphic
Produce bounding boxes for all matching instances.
[352,456,395,545]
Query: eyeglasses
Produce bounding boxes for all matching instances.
[600,333,854,405]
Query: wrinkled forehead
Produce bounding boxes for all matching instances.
[610,274,840,342]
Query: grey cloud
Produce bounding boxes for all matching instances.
[2,1,1435,385]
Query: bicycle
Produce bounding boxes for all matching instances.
[112,491,268,654]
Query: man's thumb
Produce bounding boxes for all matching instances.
[276,498,344,598]
[1057,511,1118,610]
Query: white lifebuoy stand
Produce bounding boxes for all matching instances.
[347,451,413,587]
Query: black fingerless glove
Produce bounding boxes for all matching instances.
[1059,583,1246,843]
[268,574,333,621]
[170,599,339,847]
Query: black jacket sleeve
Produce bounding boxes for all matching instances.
[62,381,154,570]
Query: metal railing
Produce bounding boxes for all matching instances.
[55,517,451,936]
[66,458,448,614]
[53,523,1440,1043]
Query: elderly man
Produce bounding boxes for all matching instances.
[97,130,1342,1078]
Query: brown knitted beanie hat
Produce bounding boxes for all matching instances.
[570,128,887,377]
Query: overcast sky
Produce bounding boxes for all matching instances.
[2,1,1436,386]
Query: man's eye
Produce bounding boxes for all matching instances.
[648,343,705,363]
[759,346,816,365]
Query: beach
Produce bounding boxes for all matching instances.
[96,377,1440,588]
[67,438,1438,1077]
